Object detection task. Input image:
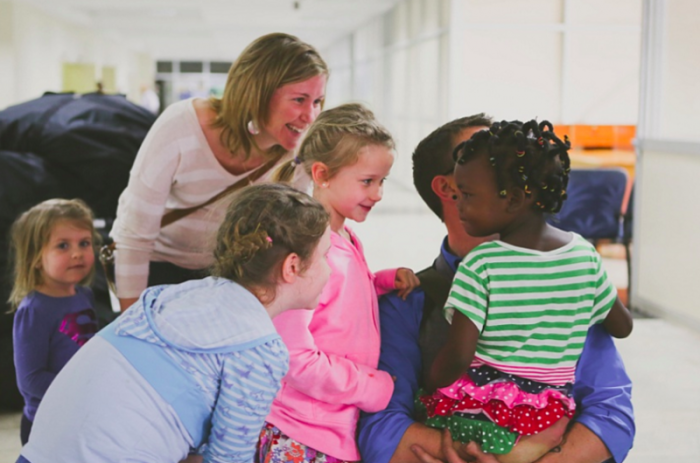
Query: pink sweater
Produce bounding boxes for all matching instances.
[267,227,396,460]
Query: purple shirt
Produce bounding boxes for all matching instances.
[357,238,635,463]
[13,286,98,420]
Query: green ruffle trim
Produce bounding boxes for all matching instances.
[416,391,518,454]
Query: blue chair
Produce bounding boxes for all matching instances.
[547,167,629,241]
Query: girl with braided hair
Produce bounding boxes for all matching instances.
[420,120,633,463]
[18,184,333,463]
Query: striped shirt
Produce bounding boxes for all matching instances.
[444,234,616,385]
[111,98,310,298]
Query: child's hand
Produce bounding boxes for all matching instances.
[395,268,420,300]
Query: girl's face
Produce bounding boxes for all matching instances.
[454,154,512,237]
[257,74,327,151]
[317,144,395,231]
[37,220,94,297]
[294,226,332,310]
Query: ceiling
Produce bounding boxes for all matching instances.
[21,0,401,60]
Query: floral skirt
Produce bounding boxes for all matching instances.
[417,365,575,454]
[256,422,355,463]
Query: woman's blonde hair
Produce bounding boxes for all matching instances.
[210,32,328,161]
[212,183,329,302]
[8,199,100,310]
[273,103,395,183]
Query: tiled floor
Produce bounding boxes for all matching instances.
[2,196,698,462]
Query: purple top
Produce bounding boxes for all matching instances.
[13,286,98,420]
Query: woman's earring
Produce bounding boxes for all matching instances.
[321,182,328,188]
[247,120,260,135]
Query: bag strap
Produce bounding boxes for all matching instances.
[417,252,454,320]
[160,154,282,228]
[100,154,283,299]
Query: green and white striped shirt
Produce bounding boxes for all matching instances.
[444,234,616,385]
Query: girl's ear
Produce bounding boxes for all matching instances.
[310,162,331,187]
[431,175,458,203]
[280,252,301,284]
[506,187,533,213]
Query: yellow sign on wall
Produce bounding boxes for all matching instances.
[62,63,97,93]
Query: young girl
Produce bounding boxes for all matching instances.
[9,199,100,445]
[421,120,633,463]
[18,184,333,463]
[258,103,420,463]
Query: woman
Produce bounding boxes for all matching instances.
[18,184,332,463]
[111,33,328,311]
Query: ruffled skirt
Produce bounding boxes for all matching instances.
[417,365,575,454]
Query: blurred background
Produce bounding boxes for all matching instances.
[1,0,699,462]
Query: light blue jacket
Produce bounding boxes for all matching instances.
[19,277,288,463]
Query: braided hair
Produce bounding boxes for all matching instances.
[453,120,571,213]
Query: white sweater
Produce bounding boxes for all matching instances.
[110,99,310,298]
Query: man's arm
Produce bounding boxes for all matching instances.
[357,291,428,463]
[544,324,635,463]
[535,423,611,463]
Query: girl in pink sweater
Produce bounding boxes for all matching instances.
[259,104,419,463]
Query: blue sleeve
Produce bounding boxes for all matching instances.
[205,341,288,463]
[573,324,635,463]
[357,290,425,463]
[12,300,57,400]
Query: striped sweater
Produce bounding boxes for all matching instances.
[445,234,616,386]
[110,98,311,299]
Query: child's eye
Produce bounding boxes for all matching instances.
[57,242,69,250]
[80,239,92,248]
[380,177,388,185]
[362,179,372,185]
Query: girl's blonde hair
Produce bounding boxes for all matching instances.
[273,103,395,183]
[209,32,328,161]
[8,199,99,310]
[212,183,329,302]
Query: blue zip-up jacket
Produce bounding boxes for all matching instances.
[19,277,288,463]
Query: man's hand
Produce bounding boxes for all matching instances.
[410,429,500,463]
[395,267,420,300]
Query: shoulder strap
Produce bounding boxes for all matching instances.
[417,253,454,319]
[417,253,455,388]
[160,155,281,228]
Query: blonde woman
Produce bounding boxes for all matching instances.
[111,33,328,311]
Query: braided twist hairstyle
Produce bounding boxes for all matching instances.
[453,119,571,213]
[212,183,329,299]
[273,103,395,183]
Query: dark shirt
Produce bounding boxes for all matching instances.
[357,238,635,463]
[13,287,98,420]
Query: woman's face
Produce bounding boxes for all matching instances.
[258,74,327,151]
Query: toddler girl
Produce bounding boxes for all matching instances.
[10,199,100,444]
[258,103,420,463]
[421,120,633,463]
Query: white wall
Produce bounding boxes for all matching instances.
[322,0,451,211]
[321,0,642,212]
[635,0,700,328]
[0,1,154,109]
[450,0,641,124]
